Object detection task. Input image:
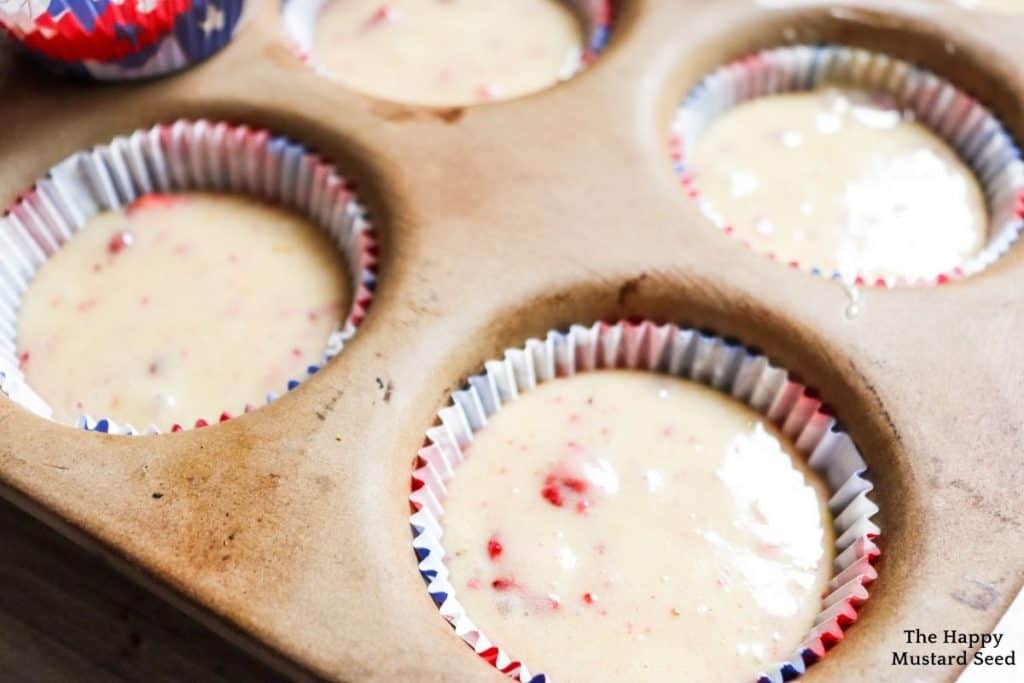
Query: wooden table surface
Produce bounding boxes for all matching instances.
[0,496,288,682]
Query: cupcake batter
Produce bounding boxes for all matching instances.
[312,0,584,106]
[442,370,833,683]
[15,193,348,430]
[953,0,1024,12]
[689,88,988,281]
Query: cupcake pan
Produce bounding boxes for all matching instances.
[411,320,880,683]
[0,1,1022,682]
[0,119,376,434]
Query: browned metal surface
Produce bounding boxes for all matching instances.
[0,1,1022,681]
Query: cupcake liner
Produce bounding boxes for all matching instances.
[410,320,880,683]
[670,45,1024,287]
[561,0,614,60]
[0,119,377,435]
[281,0,614,96]
[1,0,244,80]
[2,0,186,59]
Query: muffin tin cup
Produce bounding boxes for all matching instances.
[670,44,1024,287]
[1,0,246,80]
[0,119,377,435]
[410,319,881,683]
[280,0,614,102]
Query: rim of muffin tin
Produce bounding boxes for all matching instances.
[670,44,1024,288]
[0,119,377,435]
[280,0,615,106]
[410,320,881,683]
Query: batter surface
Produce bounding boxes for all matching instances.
[689,88,988,281]
[312,0,584,107]
[442,370,833,683]
[16,192,348,430]
[953,0,1024,12]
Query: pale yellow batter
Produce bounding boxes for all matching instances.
[443,370,833,683]
[689,88,988,281]
[953,0,1024,12]
[312,0,584,107]
[16,193,348,430]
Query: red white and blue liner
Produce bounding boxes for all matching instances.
[281,0,614,93]
[410,320,881,683]
[0,0,245,80]
[0,119,377,435]
[670,45,1024,287]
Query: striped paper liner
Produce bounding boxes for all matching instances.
[280,0,614,98]
[670,45,1024,287]
[410,320,881,683]
[1,0,192,49]
[0,119,377,435]
[0,0,245,80]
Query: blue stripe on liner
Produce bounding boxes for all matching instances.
[113,38,163,69]
[804,45,824,90]
[173,0,245,62]
[114,23,142,47]
[48,0,112,32]
[781,662,803,681]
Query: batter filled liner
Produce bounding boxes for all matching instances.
[671,45,1024,286]
[411,321,880,683]
[310,0,584,107]
[15,192,350,431]
[0,120,377,434]
[282,0,614,107]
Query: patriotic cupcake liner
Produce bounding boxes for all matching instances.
[410,320,881,683]
[1,0,191,53]
[0,119,377,435]
[670,45,1024,287]
[280,0,614,102]
[0,0,245,80]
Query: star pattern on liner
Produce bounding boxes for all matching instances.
[199,3,224,35]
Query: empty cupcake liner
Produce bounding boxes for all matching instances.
[0,119,377,434]
[670,44,1024,287]
[1,0,189,49]
[281,0,614,97]
[1,0,244,80]
[410,320,881,683]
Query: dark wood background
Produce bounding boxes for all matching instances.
[0,496,288,682]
